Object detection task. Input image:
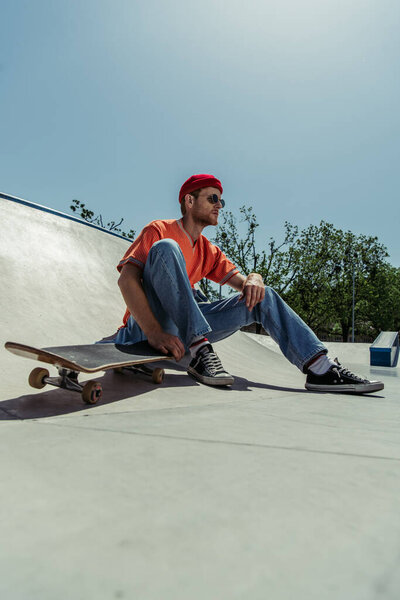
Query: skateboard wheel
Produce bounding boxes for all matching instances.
[152,368,164,384]
[28,367,49,389]
[113,367,124,374]
[82,380,102,404]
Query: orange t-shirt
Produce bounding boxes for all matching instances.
[117,218,239,327]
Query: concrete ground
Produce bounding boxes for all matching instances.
[1,194,399,599]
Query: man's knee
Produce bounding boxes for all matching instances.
[151,238,181,253]
[148,239,184,261]
[253,285,280,317]
[264,285,280,301]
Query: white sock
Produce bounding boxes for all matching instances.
[189,336,209,357]
[308,354,337,375]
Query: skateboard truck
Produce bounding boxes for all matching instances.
[6,340,170,405]
[114,363,164,383]
[28,363,165,405]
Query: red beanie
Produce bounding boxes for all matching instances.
[179,174,223,203]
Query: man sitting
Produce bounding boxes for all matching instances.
[112,173,383,394]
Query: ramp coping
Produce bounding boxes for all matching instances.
[0,191,131,242]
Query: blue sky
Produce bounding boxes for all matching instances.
[1,0,400,265]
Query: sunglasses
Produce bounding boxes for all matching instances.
[192,193,225,208]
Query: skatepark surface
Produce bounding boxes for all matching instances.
[1,193,400,600]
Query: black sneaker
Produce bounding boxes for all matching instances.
[187,343,234,386]
[305,359,384,394]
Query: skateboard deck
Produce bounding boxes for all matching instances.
[5,341,173,404]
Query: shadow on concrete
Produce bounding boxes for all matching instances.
[0,367,195,420]
[231,375,306,394]
[150,359,308,395]
[0,359,313,420]
[1,361,385,420]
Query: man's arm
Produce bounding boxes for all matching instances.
[227,272,265,311]
[118,263,185,361]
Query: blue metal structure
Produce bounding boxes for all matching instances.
[370,331,399,367]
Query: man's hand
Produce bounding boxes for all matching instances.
[240,273,265,311]
[147,330,186,362]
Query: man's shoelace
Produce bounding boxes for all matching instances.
[333,363,365,382]
[199,349,224,374]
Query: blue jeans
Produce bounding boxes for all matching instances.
[111,239,327,371]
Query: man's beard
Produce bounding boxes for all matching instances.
[193,213,218,227]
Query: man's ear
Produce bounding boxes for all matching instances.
[185,194,193,208]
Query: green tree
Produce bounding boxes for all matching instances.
[326,231,389,341]
[282,222,341,333]
[361,263,400,335]
[213,206,299,293]
[214,211,396,342]
[275,222,391,341]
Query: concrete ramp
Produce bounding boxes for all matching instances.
[1,193,400,600]
[1,193,128,397]
[0,193,129,345]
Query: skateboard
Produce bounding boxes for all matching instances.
[5,341,173,404]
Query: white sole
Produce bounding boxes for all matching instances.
[187,367,234,386]
[305,381,384,394]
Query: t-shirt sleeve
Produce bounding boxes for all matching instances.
[117,222,162,272]
[204,243,239,285]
